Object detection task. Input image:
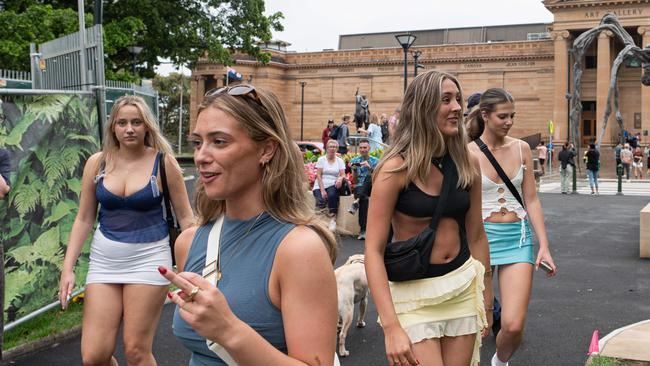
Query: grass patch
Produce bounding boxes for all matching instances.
[3,299,84,350]
[589,356,617,366]
[588,355,650,366]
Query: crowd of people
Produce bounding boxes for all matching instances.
[46,71,578,366]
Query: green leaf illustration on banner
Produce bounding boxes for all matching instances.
[1,93,99,322]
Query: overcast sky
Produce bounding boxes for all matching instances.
[264,0,554,52]
[157,0,554,75]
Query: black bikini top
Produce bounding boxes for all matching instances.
[394,159,470,222]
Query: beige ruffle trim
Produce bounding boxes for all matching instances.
[389,258,487,366]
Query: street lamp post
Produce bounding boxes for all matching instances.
[126,45,143,76]
[178,67,184,154]
[412,50,423,77]
[300,81,307,140]
[395,33,417,93]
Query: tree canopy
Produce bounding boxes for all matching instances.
[0,1,283,80]
[153,72,190,153]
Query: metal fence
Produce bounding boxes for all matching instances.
[30,24,107,129]
[0,69,32,89]
[31,25,105,91]
[105,80,159,119]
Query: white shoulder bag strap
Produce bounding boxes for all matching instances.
[201,215,341,366]
[201,215,239,365]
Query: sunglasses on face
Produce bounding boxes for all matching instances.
[204,84,262,105]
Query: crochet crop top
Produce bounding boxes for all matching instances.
[481,140,527,220]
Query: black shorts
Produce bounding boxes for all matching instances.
[539,158,546,165]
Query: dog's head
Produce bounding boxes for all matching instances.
[344,254,365,265]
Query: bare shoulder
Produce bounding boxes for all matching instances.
[469,151,481,170]
[379,155,405,172]
[83,152,103,173]
[513,138,533,156]
[277,225,331,263]
[467,140,481,154]
[178,225,199,244]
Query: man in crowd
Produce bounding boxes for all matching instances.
[336,115,351,155]
[348,139,378,240]
[558,142,576,194]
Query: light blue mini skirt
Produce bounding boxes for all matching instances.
[484,220,534,266]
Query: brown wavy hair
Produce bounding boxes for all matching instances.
[465,88,515,141]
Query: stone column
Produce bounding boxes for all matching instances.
[551,30,571,143]
[639,26,650,141]
[596,30,613,146]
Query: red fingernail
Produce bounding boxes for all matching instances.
[167,292,172,299]
[158,266,167,274]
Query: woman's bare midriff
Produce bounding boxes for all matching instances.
[484,210,520,223]
[391,211,461,264]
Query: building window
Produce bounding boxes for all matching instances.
[585,56,597,69]
[582,101,596,111]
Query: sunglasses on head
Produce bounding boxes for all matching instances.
[204,84,262,105]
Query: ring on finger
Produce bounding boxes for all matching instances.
[187,286,200,301]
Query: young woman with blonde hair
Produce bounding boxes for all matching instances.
[159,85,339,365]
[467,88,556,366]
[59,95,194,365]
[365,70,493,366]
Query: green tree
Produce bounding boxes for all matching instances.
[153,72,190,153]
[0,0,283,79]
[0,4,83,71]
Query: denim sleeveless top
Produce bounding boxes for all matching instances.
[95,153,167,243]
[173,212,294,365]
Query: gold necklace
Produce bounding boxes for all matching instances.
[215,212,264,283]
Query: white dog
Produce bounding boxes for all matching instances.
[335,254,368,357]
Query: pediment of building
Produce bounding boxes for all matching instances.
[545,0,649,11]
[545,0,650,31]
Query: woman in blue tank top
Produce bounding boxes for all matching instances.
[58,96,194,365]
[157,85,339,365]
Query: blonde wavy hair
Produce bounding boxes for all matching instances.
[194,86,337,262]
[376,70,474,188]
[100,95,173,169]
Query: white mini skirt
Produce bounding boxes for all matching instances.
[86,227,171,286]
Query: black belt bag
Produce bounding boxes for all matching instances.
[383,154,454,282]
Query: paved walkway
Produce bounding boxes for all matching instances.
[6,193,650,365]
[539,175,650,196]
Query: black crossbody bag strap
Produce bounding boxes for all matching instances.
[475,138,525,209]
[427,154,453,230]
[159,153,176,228]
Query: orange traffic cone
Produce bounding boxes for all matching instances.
[588,329,599,355]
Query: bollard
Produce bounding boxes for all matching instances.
[616,163,624,195]
[572,164,578,194]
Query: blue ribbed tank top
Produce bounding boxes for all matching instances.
[95,153,168,243]
[173,212,294,366]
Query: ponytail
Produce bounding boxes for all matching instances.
[465,107,485,141]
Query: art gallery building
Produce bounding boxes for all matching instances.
[189,0,650,148]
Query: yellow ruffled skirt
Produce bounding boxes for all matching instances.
[382,257,487,366]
